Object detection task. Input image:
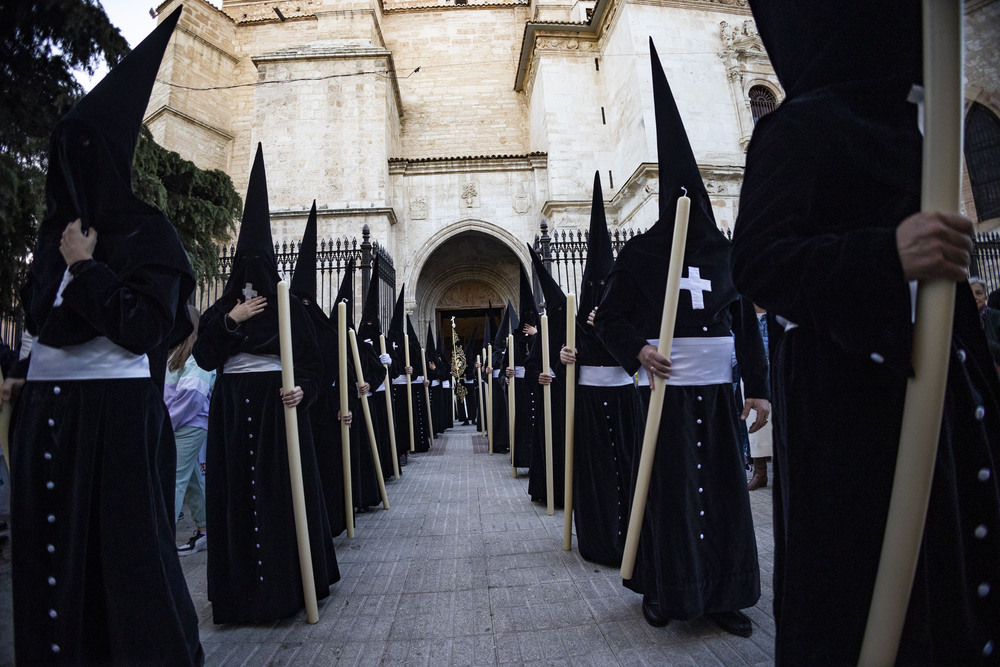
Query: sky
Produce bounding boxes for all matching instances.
[78,0,222,90]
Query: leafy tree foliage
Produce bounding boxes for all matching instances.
[0,1,239,321]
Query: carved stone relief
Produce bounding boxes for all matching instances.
[410,197,428,220]
[461,182,479,208]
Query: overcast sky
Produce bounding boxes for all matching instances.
[79,0,222,90]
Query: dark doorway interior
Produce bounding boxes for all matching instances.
[437,306,503,361]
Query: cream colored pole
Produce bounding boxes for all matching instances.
[421,348,435,446]
[620,194,690,580]
[378,335,400,480]
[563,294,577,550]
[476,354,485,436]
[508,332,516,477]
[404,334,415,453]
[487,344,494,454]
[540,315,554,516]
[277,281,319,623]
[349,329,389,510]
[481,348,487,437]
[859,2,962,663]
[337,301,355,538]
[0,368,12,478]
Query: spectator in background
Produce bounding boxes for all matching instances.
[164,304,215,555]
[970,278,1000,367]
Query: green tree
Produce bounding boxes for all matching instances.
[0,0,239,322]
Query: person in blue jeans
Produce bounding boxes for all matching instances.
[164,305,215,554]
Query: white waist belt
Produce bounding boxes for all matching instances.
[578,365,633,387]
[514,366,525,378]
[224,352,282,374]
[29,337,150,381]
[431,380,441,387]
[646,337,733,386]
[392,376,408,385]
[442,380,451,388]
[492,370,500,378]
[414,376,424,383]
[376,381,386,392]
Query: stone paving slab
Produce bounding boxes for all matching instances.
[0,423,776,666]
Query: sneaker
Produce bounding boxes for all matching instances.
[177,531,207,556]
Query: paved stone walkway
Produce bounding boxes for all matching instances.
[0,423,776,666]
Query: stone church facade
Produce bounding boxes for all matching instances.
[145,0,1000,335]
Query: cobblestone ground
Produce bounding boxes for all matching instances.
[0,423,776,666]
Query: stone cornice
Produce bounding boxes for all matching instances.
[628,0,751,14]
[514,0,610,92]
[143,105,235,141]
[177,24,239,64]
[270,205,399,226]
[388,153,547,175]
[378,0,528,14]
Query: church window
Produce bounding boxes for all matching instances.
[749,86,777,124]
[966,102,1000,222]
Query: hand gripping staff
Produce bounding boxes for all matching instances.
[277,281,319,623]
[859,2,963,663]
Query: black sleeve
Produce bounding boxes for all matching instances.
[291,301,321,409]
[59,260,180,355]
[593,270,650,376]
[731,298,769,400]
[193,308,245,372]
[730,112,913,377]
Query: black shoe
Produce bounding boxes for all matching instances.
[642,595,670,627]
[400,454,408,467]
[707,610,752,637]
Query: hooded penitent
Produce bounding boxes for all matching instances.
[357,255,382,342]
[528,244,567,365]
[579,172,614,327]
[24,6,194,353]
[329,258,356,333]
[519,264,540,331]
[387,284,406,362]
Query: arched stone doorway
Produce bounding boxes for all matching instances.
[412,229,525,357]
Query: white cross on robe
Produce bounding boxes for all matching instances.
[679,267,712,310]
[242,282,257,300]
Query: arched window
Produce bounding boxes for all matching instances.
[749,85,778,124]
[966,102,1000,222]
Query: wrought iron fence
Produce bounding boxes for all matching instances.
[972,229,1000,292]
[532,219,643,300]
[0,223,396,352]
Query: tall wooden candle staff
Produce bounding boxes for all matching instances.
[336,301,355,538]
[379,334,401,479]
[563,294,577,550]
[404,333,415,453]
[349,329,389,510]
[540,314,555,516]
[421,347,435,446]
[620,191,690,579]
[507,332,516,477]
[476,354,485,436]
[859,2,962,663]
[486,343,494,454]
[481,347,488,438]
[0,368,11,472]
[277,281,319,623]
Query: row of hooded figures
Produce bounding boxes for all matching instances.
[3,3,999,665]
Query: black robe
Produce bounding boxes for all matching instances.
[731,82,1000,664]
[194,300,340,624]
[570,324,642,567]
[526,336,567,507]
[596,266,766,619]
[511,331,537,468]
[11,262,202,665]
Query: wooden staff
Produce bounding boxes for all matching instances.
[620,193,690,579]
[476,354,485,436]
[481,349,487,437]
[336,301,355,538]
[378,335,401,479]
[540,315,554,516]
[508,332,516,477]
[487,344,494,454]
[563,294,577,550]
[277,281,319,623]
[859,3,962,663]
[349,329,389,510]
[421,348,435,446]
[404,333,415,453]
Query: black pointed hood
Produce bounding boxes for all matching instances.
[749,1,920,100]
[386,284,406,364]
[607,41,737,330]
[493,303,510,351]
[579,172,614,324]
[482,311,492,356]
[406,315,424,371]
[329,258,356,332]
[529,244,567,364]
[357,255,382,341]
[518,265,538,329]
[426,321,438,366]
[289,201,318,303]
[507,300,520,334]
[223,144,279,304]
[463,326,479,379]
[26,7,195,352]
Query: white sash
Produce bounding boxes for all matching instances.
[646,337,733,386]
[223,353,282,374]
[578,365,633,387]
[29,337,150,381]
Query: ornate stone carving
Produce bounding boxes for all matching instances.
[461,182,479,208]
[513,183,530,215]
[410,197,427,220]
